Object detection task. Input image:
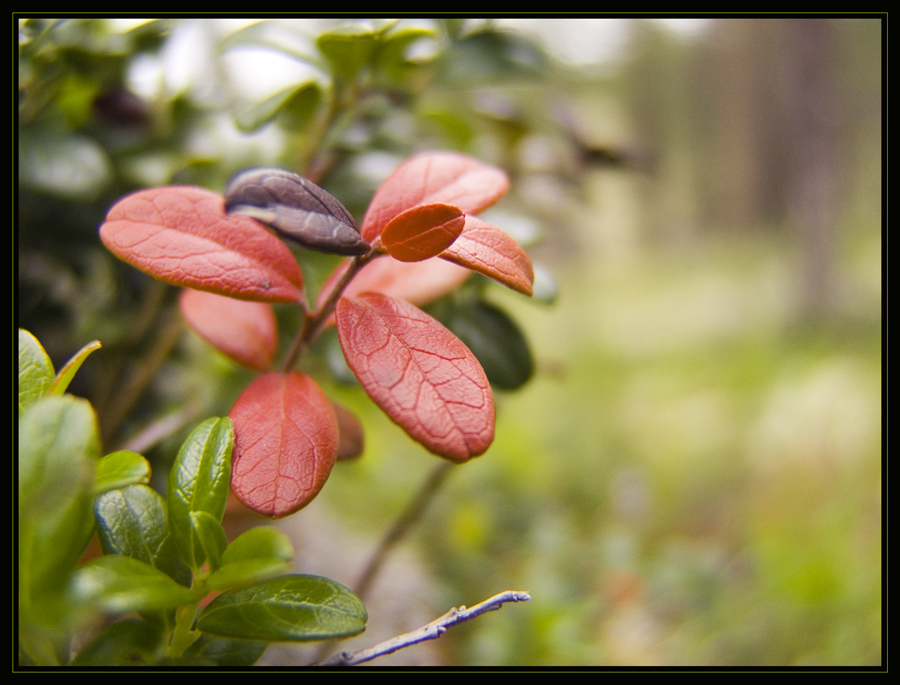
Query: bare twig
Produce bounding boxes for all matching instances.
[317,591,531,667]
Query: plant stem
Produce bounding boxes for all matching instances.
[166,601,200,659]
[279,249,382,372]
[316,591,531,666]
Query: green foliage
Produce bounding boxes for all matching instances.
[18,330,367,666]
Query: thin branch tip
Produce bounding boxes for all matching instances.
[318,589,531,667]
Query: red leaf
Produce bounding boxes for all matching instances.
[335,293,494,462]
[229,373,338,518]
[440,216,535,296]
[179,289,278,371]
[100,186,305,302]
[361,152,509,242]
[380,202,466,262]
[317,257,471,321]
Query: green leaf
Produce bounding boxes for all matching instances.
[18,329,54,413]
[70,617,165,666]
[197,575,367,642]
[234,81,323,133]
[49,339,101,396]
[18,394,98,527]
[190,511,228,573]
[436,299,534,390]
[94,450,151,494]
[94,485,192,588]
[206,527,294,591]
[71,555,198,615]
[184,635,268,667]
[316,23,378,81]
[167,417,234,571]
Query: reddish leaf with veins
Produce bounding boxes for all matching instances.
[100,186,305,302]
[380,202,465,262]
[440,216,535,296]
[179,289,277,371]
[361,152,509,242]
[336,293,494,462]
[229,373,338,518]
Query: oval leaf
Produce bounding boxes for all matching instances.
[335,293,494,462]
[197,575,366,642]
[207,527,293,591]
[361,151,509,242]
[440,216,534,296]
[333,401,365,461]
[167,417,234,571]
[228,373,339,518]
[439,300,534,391]
[100,186,305,302]
[179,289,278,371]
[94,484,191,588]
[224,168,369,256]
[94,450,151,495]
[380,202,465,262]
[71,555,198,614]
[18,329,54,413]
[183,635,268,667]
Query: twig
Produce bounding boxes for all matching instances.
[317,591,531,667]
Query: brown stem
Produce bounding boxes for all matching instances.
[279,249,383,372]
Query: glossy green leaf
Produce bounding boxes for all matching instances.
[70,617,165,666]
[167,417,234,571]
[71,555,198,614]
[49,339,101,396]
[184,635,268,667]
[197,575,367,642]
[18,329,54,413]
[191,511,228,573]
[94,450,151,495]
[94,485,191,588]
[437,300,534,391]
[207,527,294,591]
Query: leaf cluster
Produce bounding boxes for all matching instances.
[98,150,535,517]
[18,330,367,666]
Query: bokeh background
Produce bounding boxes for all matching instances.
[17,17,882,667]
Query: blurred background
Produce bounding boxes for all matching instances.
[17,17,882,666]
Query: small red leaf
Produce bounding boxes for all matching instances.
[100,186,305,302]
[440,216,535,296]
[361,152,509,242]
[335,293,494,462]
[179,289,278,371]
[229,373,338,518]
[380,203,465,262]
